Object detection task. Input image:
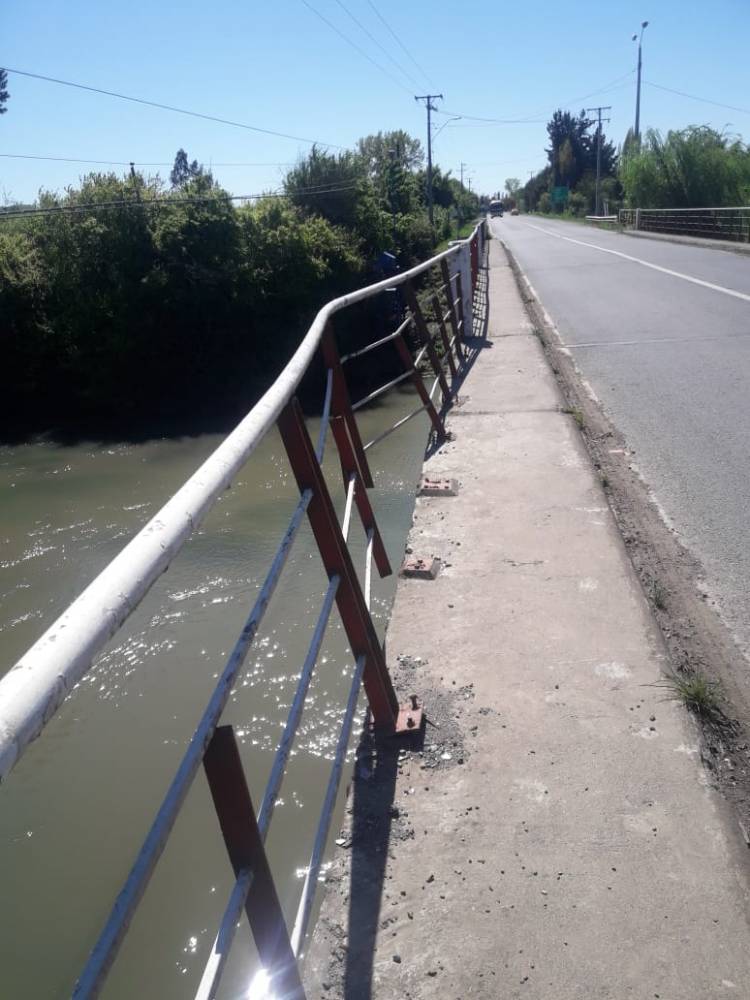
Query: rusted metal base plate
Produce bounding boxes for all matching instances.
[418,476,458,497]
[399,556,441,579]
[395,698,424,735]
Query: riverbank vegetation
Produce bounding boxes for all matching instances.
[0,131,478,440]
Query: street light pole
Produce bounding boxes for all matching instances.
[415,94,444,226]
[632,20,649,140]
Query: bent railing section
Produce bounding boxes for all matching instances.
[0,220,487,999]
[620,206,750,243]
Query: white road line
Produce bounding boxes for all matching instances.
[523,222,750,304]
[567,331,750,349]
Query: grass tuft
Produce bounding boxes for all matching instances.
[661,671,721,719]
[562,406,585,429]
[651,579,667,610]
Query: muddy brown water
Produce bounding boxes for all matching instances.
[0,389,428,999]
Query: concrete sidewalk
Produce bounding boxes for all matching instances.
[305,239,750,999]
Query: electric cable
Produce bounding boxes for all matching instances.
[364,0,435,90]
[2,66,343,148]
[299,0,413,96]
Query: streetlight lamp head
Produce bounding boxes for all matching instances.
[632,33,638,40]
[642,20,649,28]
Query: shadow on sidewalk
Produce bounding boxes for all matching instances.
[339,723,424,1000]
[425,245,491,461]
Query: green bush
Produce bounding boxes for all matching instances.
[567,191,587,217]
[538,192,552,214]
[1,129,480,438]
[620,127,750,208]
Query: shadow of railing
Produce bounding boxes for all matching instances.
[341,722,425,1000]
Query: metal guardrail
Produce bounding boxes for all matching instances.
[619,206,750,243]
[0,220,487,999]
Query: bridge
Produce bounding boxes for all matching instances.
[2,221,750,999]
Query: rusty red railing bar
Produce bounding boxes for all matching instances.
[339,316,412,364]
[403,282,452,405]
[392,332,447,441]
[290,653,366,957]
[321,328,374,490]
[203,726,305,999]
[351,369,413,412]
[432,294,457,378]
[277,399,399,729]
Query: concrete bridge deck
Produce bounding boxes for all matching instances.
[305,238,750,998]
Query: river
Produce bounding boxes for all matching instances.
[0,388,428,999]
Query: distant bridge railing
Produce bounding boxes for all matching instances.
[0,220,488,999]
[619,206,750,243]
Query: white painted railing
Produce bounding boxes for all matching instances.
[0,220,487,1000]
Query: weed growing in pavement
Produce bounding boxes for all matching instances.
[561,406,585,429]
[660,671,721,719]
[651,579,668,610]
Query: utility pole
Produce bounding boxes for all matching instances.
[415,94,443,226]
[586,106,611,217]
[460,162,467,189]
[632,21,649,141]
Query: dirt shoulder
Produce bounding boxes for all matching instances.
[502,237,750,846]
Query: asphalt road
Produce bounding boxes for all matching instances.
[494,215,750,656]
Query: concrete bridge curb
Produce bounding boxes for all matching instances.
[304,238,750,998]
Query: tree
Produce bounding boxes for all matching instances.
[357,130,423,177]
[170,148,203,187]
[523,166,552,212]
[619,126,750,208]
[0,68,9,115]
[504,178,522,204]
[546,110,591,187]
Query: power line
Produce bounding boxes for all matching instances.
[365,0,435,90]
[0,183,360,219]
[433,71,636,126]
[2,66,343,148]
[330,0,420,89]
[645,81,750,118]
[0,153,296,167]
[299,0,413,95]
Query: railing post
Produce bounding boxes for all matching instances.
[391,334,447,440]
[321,328,391,577]
[402,281,452,405]
[431,294,457,378]
[440,259,464,363]
[451,241,473,341]
[320,324,374,489]
[203,725,305,1000]
[277,399,400,730]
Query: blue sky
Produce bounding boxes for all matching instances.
[2,0,749,204]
